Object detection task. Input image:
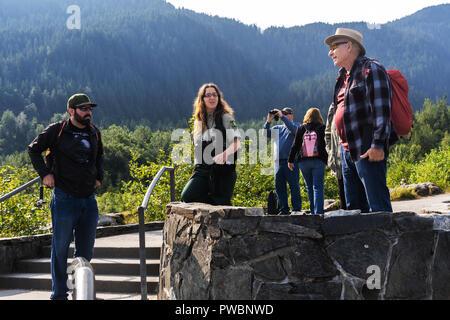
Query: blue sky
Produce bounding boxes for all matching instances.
[166,0,450,30]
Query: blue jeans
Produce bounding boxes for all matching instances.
[50,187,99,300]
[275,160,302,214]
[341,146,392,213]
[298,159,326,214]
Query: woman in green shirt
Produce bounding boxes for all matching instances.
[181,83,241,205]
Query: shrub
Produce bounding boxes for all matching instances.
[233,163,275,207]
[0,165,51,237]
[409,145,450,190]
[387,144,420,188]
[105,150,192,223]
[389,186,418,201]
[97,191,128,214]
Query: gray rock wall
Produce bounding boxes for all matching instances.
[158,202,450,300]
[0,234,52,274]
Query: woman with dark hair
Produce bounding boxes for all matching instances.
[181,83,241,205]
[288,108,328,214]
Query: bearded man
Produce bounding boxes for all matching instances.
[28,93,104,300]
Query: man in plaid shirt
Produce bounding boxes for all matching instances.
[325,28,394,213]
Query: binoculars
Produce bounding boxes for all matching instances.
[269,109,285,121]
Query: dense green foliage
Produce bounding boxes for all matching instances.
[99,125,173,190]
[387,97,450,190]
[1,97,449,237]
[96,138,340,219]
[0,165,52,237]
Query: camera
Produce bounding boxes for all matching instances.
[269,109,279,121]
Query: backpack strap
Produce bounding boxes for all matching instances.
[58,121,67,137]
[45,121,66,156]
[89,123,99,141]
[361,58,379,80]
[45,120,67,169]
[54,120,68,149]
[360,58,393,115]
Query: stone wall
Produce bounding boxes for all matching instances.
[158,202,450,300]
[0,234,52,274]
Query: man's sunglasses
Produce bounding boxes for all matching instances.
[76,105,94,112]
[329,41,348,51]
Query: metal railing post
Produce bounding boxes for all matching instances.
[138,205,148,300]
[0,177,41,203]
[170,169,175,202]
[70,257,96,300]
[138,166,175,300]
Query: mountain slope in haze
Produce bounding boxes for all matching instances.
[0,0,448,127]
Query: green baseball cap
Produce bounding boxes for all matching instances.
[67,93,97,111]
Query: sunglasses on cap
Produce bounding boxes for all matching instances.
[329,41,348,51]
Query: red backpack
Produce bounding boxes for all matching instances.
[363,60,413,137]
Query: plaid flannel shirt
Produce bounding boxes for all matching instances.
[333,55,392,161]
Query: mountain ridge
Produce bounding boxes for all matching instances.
[0,0,448,127]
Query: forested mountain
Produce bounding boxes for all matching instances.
[0,0,449,128]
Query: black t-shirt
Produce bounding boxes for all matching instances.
[28,119,104,198]
[68,122,92,165]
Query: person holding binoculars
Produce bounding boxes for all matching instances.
[263,107,302,215]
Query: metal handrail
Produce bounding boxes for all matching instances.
[0,177,41,203]
[137,166,175,300]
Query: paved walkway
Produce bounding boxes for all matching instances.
[391,193,450,214]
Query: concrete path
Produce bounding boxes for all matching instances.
[0,289,155,300]
[391,193,450,214]
[0,230,163,300]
